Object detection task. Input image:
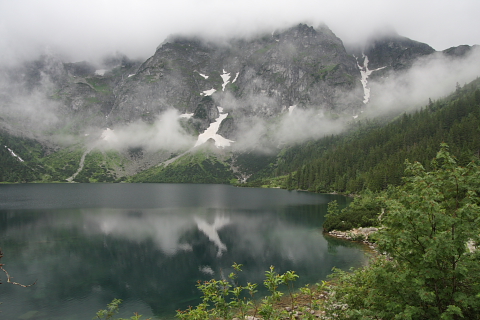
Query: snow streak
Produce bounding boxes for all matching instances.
[355,54,386,104]
[5,146,24,162]
[194,107,234,148]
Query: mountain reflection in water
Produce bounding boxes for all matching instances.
[0,183,368,320]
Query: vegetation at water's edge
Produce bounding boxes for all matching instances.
[322,189,383,232]
[323,145,480,319]
[206,145,480,319]
[94,145,480,319]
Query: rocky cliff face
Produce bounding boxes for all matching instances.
[442,44,479,58]
[0,23,366,143]
[7,23,472,141]
[3,24,475,140]
[347,33,479,80]
[106,24,363,137]
[362,34,435,71]
[346,30,436,84]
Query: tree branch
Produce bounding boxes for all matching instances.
[0,249,37,287]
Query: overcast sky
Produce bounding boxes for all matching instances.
[1,0,479,64]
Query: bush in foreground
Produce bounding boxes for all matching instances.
[324,144,480,319]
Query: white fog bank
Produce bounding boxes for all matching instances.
[367,47,480,116]
[1,0,479,65]
[98,109,195,151]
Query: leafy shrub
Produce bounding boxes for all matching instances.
[323,190,384,232]
[324,145,480,319]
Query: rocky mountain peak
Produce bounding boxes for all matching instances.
[105,23,363,133]
[361,34,435,71]
[443,44,479,58]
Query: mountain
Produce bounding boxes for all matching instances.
[0,23,479,184]
[111,23,362,129]
[352,30,435,72]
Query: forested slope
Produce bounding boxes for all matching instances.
[269,78,480,193]
[0,131,47,182]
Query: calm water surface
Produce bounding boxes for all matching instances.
[0,184,368,320]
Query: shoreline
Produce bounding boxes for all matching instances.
[323,227,378,252]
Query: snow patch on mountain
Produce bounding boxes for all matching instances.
[198,72,209,79]
[5,146,24,162]
[201,88,216,96]
[232,72,239,83]
[355,55,386,104]
[194,107,234,148]
[179,113,194,119]
[288,105,297,115]
[221,70,231,91]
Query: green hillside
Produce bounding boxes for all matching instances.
[256,78,480,193]
[129,150,234,184]
[0,131,47,182]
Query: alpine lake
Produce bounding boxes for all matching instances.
[0,183,370,320]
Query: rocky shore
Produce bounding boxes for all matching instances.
[326,227,379,250]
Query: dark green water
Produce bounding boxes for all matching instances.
[0,183,367,320]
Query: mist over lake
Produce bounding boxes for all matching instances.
[0,184,368,319]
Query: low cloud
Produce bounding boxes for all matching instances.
[222,47,480,151]
[230,117,270,152]
[0,72,61,138]
[1,0,479,66]
[366,47,480,116]
[216,108,347,154]
[214,86,350,153]
[273,108,345,145]
[97,109,195,152]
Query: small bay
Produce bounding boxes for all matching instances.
[0,184,368,319]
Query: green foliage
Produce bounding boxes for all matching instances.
[233,152,278,179]
[95,299,123,320]
[95,299,147,320]
[3,74,480,186]
[176,264,315,320]
[38,147,127,183]
[0,130,52,182]
[326,257,408,319]
[323,190,384,232]
[324,145,480,319]
[74,150,119,183]
[130,152,234,183]
[40,147,84,181]
[379,144,480,318]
